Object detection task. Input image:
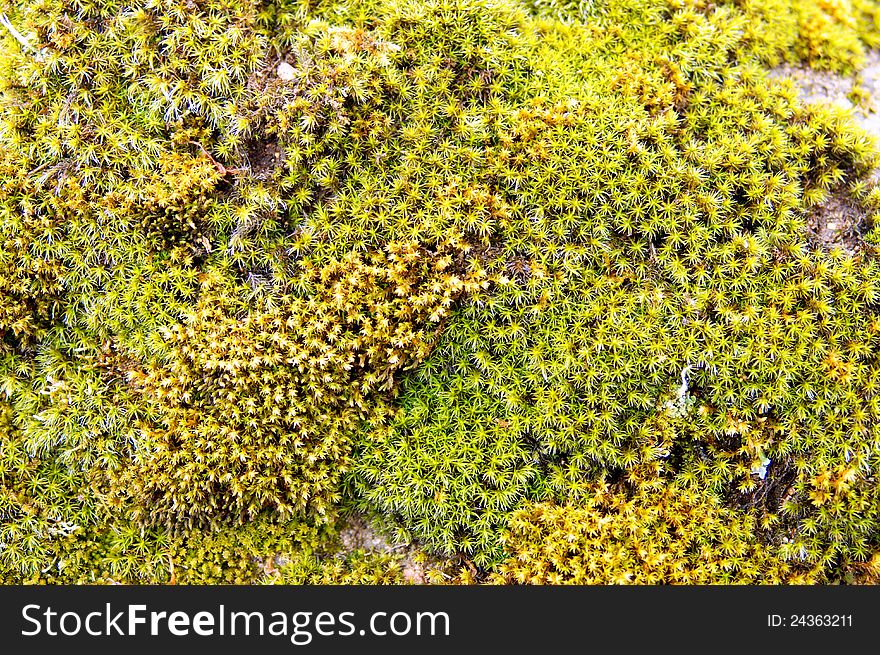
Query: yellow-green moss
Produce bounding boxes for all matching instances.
[494,482,809,584]
[2,0,880,584]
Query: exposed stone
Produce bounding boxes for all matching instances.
[277,61,296,81]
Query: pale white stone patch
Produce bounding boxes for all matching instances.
[277,61,296,81]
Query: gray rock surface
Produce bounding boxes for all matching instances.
[770,51,880,139]
[770,52,880,253]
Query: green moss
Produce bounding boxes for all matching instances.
[271,549,411,584]
[2,0,880,583]
[525,0,880,72]
[351,1,880,575]
[111,247,482,530]
[495,481,808,584]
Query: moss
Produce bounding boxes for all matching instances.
[351,0,880,575]
[111,246,482,530]
[2,0,880,584]
[270,549,412,584]
[526,0,880,72]
[1,511,335,585]
[494,481,809,584]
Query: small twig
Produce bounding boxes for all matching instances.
[27,160,52,176]
[676,364,693,400]
[1,13,33,51]
[187,140,248,176]
[1,13,44,60]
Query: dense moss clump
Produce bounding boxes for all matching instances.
[113,246,481,529]
[2,0,880,583]
[495,482,805,584]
